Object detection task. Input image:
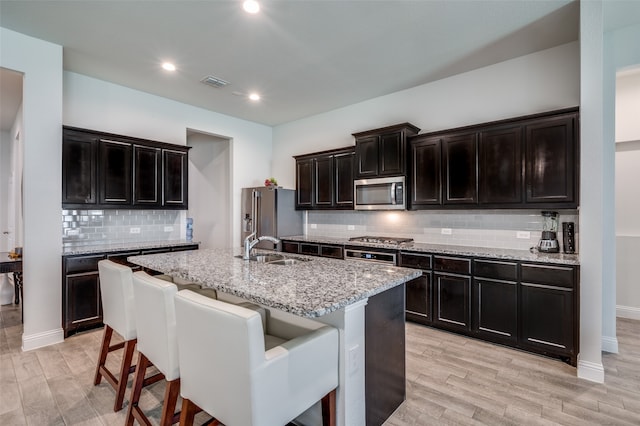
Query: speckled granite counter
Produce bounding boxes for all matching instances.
[128,248,420,318]
[63,240,199,256]
[282,235,580,266]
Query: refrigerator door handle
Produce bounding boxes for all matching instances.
[252,189,259,235]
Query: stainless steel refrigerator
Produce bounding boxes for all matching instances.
[240,187,302,250]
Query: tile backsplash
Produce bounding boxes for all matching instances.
[62,209,184,247]
[306,209,579,251]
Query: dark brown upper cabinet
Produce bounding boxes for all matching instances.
[443,133,477,204]
[407,107,578,210]
[133,145,161,207]
[524,113,577,205]
[409,136,441,207]
[294,147,354,210]
[62,129,98,205]
[334,150,355,206]
[478,126,523,205]
[353,123,420,178]
[163,149,188,209]
[98,139,132,206]
[62,126,190,210]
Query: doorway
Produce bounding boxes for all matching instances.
[186,130,233,249]
[0,67,24,306]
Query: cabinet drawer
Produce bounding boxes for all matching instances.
[434,256,471,275]
[521,263,575,289]
[399,252,432,270]
[300,243,320,256]
[65,255,105,274]
[171,245,199,252]
[321,245,343,259]
[281,241,299,254]
[107,251,141,267]
[474,259,517,281]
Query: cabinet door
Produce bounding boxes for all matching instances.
[99,139,132,205]
[62,132,97,205]
[133,145,161,206]
[355,135,379,177]
[433,273,471,332]
[473,278,517,343]
[410,137,442,206]
[443,133,477,204]
[479,126,522,205]
[405,272,432,325]
[296,158,314,208]
[520,283,574,354]
[64,273,102,332]
[379,131,404,176]
[334,151,354,207]
[314,155,334,207]
[524,114,576,204]
[163,149,188,208]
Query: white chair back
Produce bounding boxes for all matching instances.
[175,289,339,426]
[97,260,136,341]
[132,271,180,381]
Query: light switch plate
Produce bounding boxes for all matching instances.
[347,225,355,231]
[441,228,452,235]
[164,226,174,232]
[130,227,141,234]
[517,231,531,239]
[310,224,317,229]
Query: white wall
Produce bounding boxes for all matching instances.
[187,132,232,248]
[63,72,273,247]
[1,28,64,350]
[615,67,640,321]
[616,70,640,142]
[273,42,579,189]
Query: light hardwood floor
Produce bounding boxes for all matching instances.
[1,303,639,425]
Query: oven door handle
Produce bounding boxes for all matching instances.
[390,183,397,205]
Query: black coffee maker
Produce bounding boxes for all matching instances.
[538,211,559,253]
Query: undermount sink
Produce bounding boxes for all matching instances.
[235,254,311,265]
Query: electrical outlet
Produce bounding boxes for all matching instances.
[347,225,355,231]
[130,227,141,234]
[517,231,531,239]
[348,345,359,375]
[310,224,317,229]
[441,228,452,235]
[164,226,174,232]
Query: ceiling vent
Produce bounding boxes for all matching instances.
[200,75,230,89]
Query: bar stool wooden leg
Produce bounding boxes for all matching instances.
[321,389,336,426]
[114,339,137,411]
[126,352,151,426]
[161,378,181,426]
[94,325,114,386]
[179,398,198,426]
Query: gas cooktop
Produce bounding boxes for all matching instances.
[349,236,414,245]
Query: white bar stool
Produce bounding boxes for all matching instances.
[174,290,339,426]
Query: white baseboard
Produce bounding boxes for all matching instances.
[616,305,640,321]
[22,328,64,351]
[577,358,605,383]
[601,335,619,353]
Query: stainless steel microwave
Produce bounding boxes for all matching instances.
[354,176,406,210]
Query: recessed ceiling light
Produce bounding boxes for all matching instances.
[162,62,176,72]
[243,0,260,14]
[248,93,261,101]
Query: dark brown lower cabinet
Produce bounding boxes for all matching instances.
[365,283,405,426]
[405,272,432,324]
[433,273,471,333]
[472,278,517,344]
[520,283,575,360]
[62,244,198,337]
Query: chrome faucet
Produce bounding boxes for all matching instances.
[243,232,281,260]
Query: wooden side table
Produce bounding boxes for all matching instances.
[0,252,23,305]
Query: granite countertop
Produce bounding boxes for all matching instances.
[128,248,421,318]
[282,235,580,266]
[62,240,199,256]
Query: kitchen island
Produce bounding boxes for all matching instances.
[128,248,420,426]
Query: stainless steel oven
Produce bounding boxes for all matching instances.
[344,247,397,265]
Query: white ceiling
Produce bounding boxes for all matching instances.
[0,0,637,131]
